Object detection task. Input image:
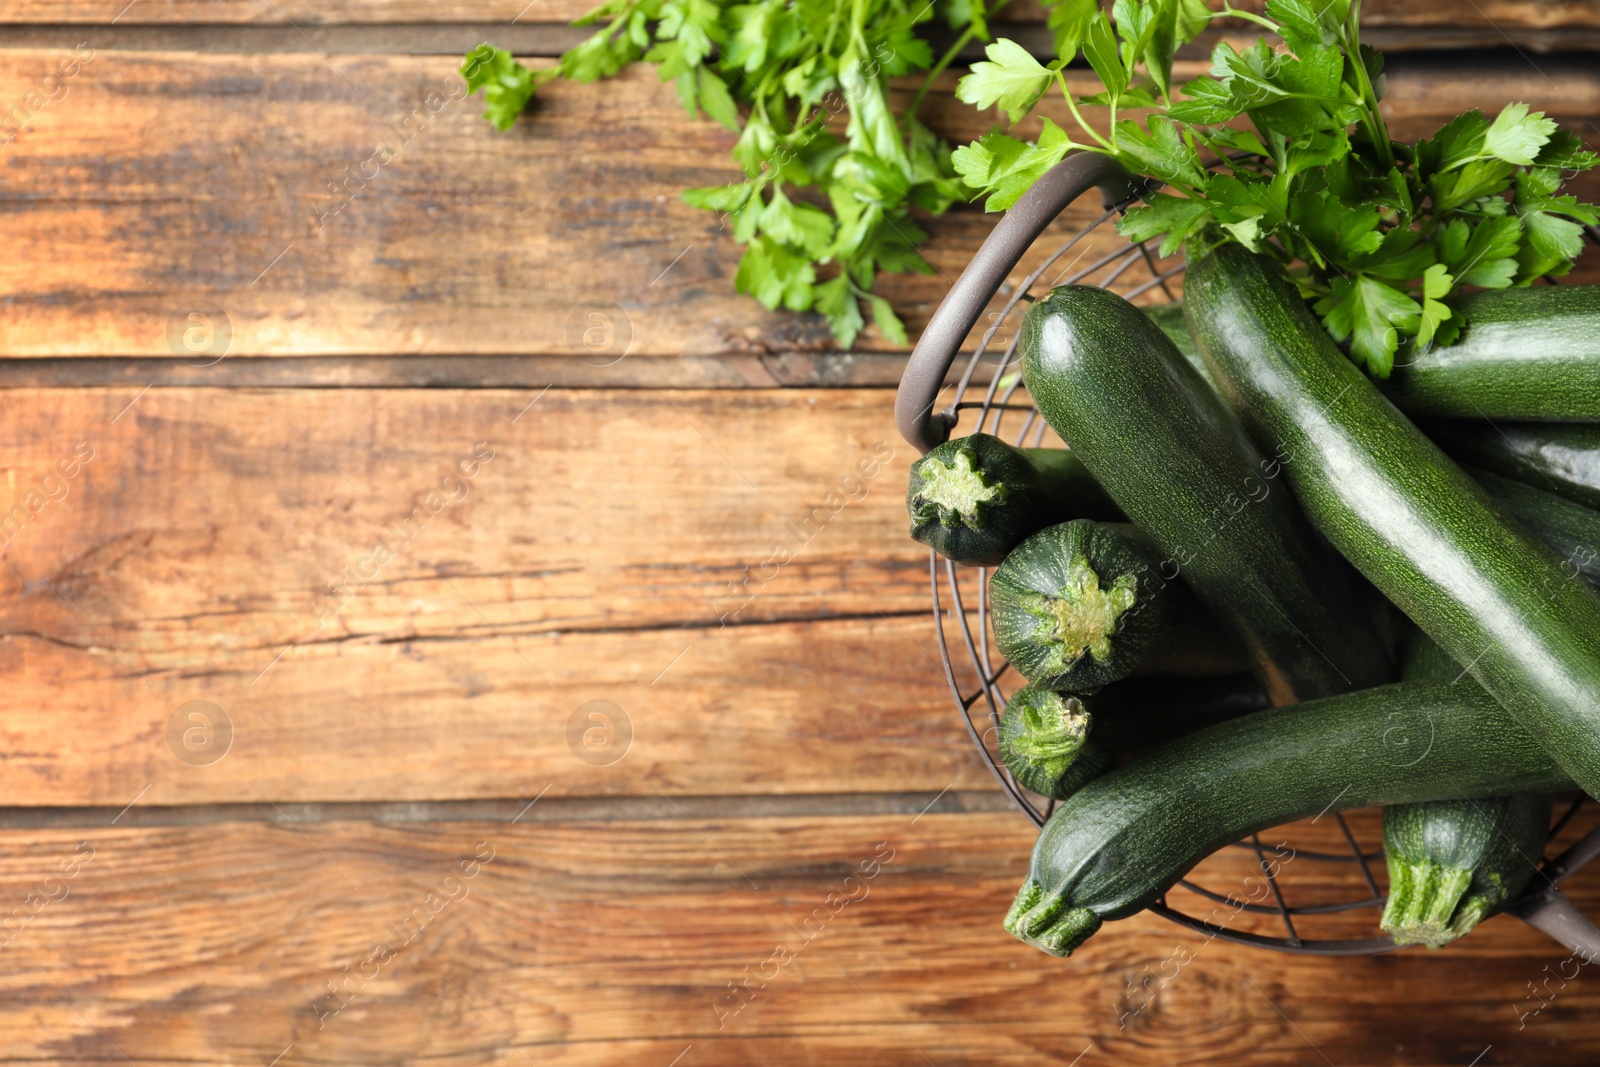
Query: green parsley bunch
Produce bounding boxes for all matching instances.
[464,0,997,346]
[954,0,1599,376]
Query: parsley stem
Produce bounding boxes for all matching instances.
[1344,0,1395,171]
[1057,70,1114,152]
[909,0,1013,120]
[1213,4,1278,33]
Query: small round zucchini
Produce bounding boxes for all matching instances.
[907,433,1120,566]
[989,520,1242,691]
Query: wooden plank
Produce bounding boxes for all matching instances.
[4,0,1597,30]
[0,53,1595,360]
[0,810,1593,1064]
[5,18,1593,57]
[0,386,1000,805]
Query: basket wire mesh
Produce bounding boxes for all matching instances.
[911,169,1600,956]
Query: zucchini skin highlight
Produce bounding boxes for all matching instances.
[1185,243,1600,800]
[989,520,1246,691]
[907,433,1121,567]
[1430,421,1600,512]
[1380,286,1600,421]
[1020,285,1391,705]
[1006,681,1572,957]
[1380,632,1552,948]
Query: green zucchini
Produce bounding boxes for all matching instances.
[1141,303,1215,389]
[1469,466,1600,584]
[1380,631,1553,948]
[999,674,1268,799]
[989,520,1246,691]
[1380,286,1600,421]
[1005,680,1573,957]
[1184,243,1600,800]
[1382,793,1551,949]
[998,687,1111,799]
[1430,421,1600,511]
[907,433,1122,566]
[1020,285,1392,706]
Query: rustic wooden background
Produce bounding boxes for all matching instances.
[0,1,1597,1063]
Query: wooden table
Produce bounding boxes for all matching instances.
[0,2,1597,1062]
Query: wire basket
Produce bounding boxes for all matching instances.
[895,154,1600,957]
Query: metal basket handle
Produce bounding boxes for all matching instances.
[894,153,1142,455]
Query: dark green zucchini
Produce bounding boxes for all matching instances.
[998,687,1111,799]
[1380,631,1553,948]
[1382,793,1551,948]
[1185,243,1600,800]
[1381,286,1600,421]
[1005,680,1573,957]
[1430,421,1600,511]
[1141,303,1215,389]
[907,433,1122,566]
[999,674,1269,799]
[1020,285,1392,706]
[989,520,1246,691]
[1470,466,1600,584]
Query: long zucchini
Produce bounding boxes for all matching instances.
[999,674,1268,799]
[1020,285,1391,705]
[1380,631,1553,948]
[1430,421,1600,511]
[1184,244,1600,799]
[1380,286,1600,421]
[907,433,1122,566]
[1469,466,1600,584]
[1005,680,1572,957]
[989,520,1245,691]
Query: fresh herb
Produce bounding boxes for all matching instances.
[463,0,994,347]
[955,0,1599,376]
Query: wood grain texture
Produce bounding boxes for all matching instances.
[0,53,1593,359]
[0,386,1000,806]
[5,0,1597,28]
[0,810,1593,1065]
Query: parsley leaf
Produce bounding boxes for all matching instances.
[956,38,1054,123]
[1316,275,1419,378]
